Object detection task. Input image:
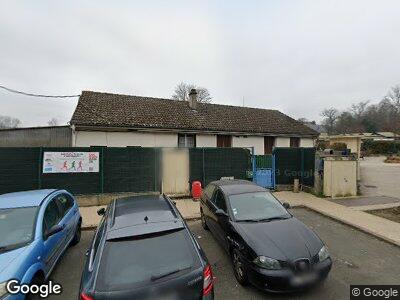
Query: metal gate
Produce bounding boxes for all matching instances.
[253,155,275,189]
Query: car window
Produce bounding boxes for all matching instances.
[43,199,61,235]
[96,229,200,291]
[56,194,74,217]
[204,184,216,199]
[0,207,38,249]
[214,190,227,212]
[229,192,291,221]
[91,216,106,265]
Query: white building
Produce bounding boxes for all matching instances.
[70,90,318,154]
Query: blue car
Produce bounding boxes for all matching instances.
[0,189,82,300]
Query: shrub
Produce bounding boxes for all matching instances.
[330,142,347,151]
[362,140,400,155]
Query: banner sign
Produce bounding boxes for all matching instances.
[43,152,99,173]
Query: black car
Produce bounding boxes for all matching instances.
[80,194,214,300]
[200,180,332,293]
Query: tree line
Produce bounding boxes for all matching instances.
[321,85,400,135]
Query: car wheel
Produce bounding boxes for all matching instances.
[26,275,44,300]
[201,210,209,230]
[231,249,248,286]
[70,221,81,246]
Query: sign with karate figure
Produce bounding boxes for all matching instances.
[43,152,99,173]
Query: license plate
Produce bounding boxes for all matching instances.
[291,273,318,286]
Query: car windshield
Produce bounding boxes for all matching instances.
[96,229,200,291]
[0,207,38,250]
[229,192,291,221]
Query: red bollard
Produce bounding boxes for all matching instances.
[191,181,202,200]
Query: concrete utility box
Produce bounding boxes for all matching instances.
[323,157,357,198]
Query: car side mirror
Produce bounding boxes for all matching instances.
[97,208,106,216]
[45,224,63,239]
[283,202,291,209]
[215,209,228,217]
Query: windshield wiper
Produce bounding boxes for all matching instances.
[150,266,189,281]
[237,219,260,223]
[0,242,29,253]
[256,216,291,222]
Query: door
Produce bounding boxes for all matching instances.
[290,137,300,148]
[55,194,79,246]
[162,148,190,195]
[264,137,275,154]
[217,135,232,148]
[42,198,64,274]
[210,189,230,250]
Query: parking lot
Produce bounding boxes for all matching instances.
[49,208,400,300]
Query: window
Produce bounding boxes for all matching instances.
[264,136,275,154]
[43,199,61,235]
[0,207,38,248]
[217,135,232,148]
[214,190,227,212]
[229,192,291,221]
[96,229,200,291]
[290,137,300,148]
[178,134,196,148]
[204,184,216,199]
[55,194,74,217]
[90,216,106,268]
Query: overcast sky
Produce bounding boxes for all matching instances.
[1,0,400,127]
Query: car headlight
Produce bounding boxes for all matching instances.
[0,281,8,298]
[253,256,282,270]
[318,245,330,262]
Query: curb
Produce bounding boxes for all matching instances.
[297,205,400,247]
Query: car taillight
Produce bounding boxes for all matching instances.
[80,292,94,300]
[203,264,214,296]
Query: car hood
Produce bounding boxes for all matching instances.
[0,246,29,275]
[233,217,323,261]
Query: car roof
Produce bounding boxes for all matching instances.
[211,179,267,196]
[0,189,58,209]
[106,194,184,240]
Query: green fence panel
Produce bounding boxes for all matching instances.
[255,155,273,168]
[273,147,315,187]
[189,148,251,187]
[103,147,160,193]
[40,147,102,194]
[0,147,40,194]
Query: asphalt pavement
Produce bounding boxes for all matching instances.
[49,208,400,300]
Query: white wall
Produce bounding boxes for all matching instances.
[275,137,290,147]
[196,134,217,147]
[300,138,315,147]
[232,136,264,154]
[74,131,177,147]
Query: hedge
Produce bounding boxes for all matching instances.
[362,140,400,155]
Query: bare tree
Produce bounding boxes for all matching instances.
[47,118,59,126]
[384,85,400,113]
[172,82,212,103]
[0,115,21,129]
[320,108,339,134]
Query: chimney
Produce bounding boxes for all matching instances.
[189,88,197,110]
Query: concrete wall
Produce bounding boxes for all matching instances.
[275,137,290,147]
[329,137,361,158]
[232,136,264,154]
[323,159,357,197]
[300,138,315,147]
[196,134,217,147]
[74,131,177,147]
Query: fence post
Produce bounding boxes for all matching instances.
[300,148,305,185]
[202,148,205,186]
[38,147,43,189]
[100,147,104,193]
[251,147,256,182]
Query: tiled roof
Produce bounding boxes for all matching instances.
[70,91,318,136]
